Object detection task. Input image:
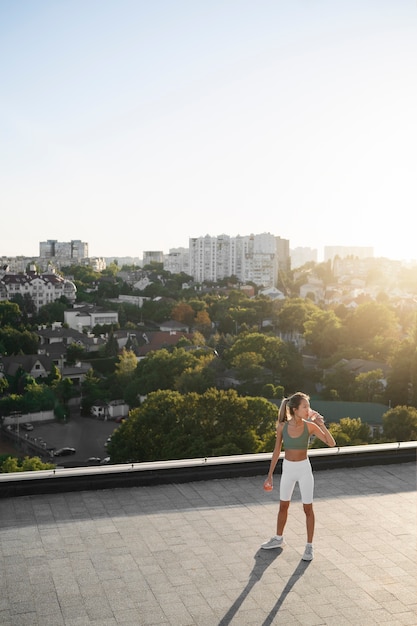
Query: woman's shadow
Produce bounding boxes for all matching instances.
[218,548,310,626]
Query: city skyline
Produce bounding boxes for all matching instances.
[1,1,415,262]
[1,235,377,265]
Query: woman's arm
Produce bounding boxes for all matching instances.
[266,424,284,480]
[307,420,336,447]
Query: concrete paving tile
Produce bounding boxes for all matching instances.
[61,603,90,621]
[41,614,65,626]
[0,612,13,626]
[110,608,145,625]
[397,613,417,626]
[135,603,170,624]
[84,596,114,620]
[0,461,416,625]
[5,614,41,626]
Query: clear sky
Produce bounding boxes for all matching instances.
[1,0,416,262]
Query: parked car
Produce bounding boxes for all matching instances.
[53,447,76,457]
[22,423,34,431]
[86,457,101,464]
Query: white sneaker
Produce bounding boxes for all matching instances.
[302,544,314,561]
[261,536,285,550]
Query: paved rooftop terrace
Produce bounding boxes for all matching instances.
[0,461,416,626]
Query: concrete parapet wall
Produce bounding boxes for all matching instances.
[0,441,415,499]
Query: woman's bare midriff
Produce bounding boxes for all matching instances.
[284,450,308,461]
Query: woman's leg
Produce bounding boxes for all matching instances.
[277,500,290,535]
[298,459,315,543]
[303,503,315,543]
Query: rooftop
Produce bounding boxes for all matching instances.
[0,459,415,625]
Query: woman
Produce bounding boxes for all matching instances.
[261,392,336,560]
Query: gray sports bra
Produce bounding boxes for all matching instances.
[282,421,310,450]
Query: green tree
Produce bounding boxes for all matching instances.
[107,388,278,463]
[135,348,201,395]
[141,298,174,323]
[0,377,9,395]
[66,343,87,364]
[304,309,344,358]
[344,302,399,359]
[81,369,106,415]
[0,301,22,326]
[0,455,55,472]
[1,457,21,472]
[262,383,275,399]
[224,332,303,392]
[315,417,370,447]
[277,298,317,337]
[110,348,138,400]
[231,352,265,382]
[104,330,119,357]
[382,406,417,441]
[322,366,356,401]
[0,327,39,355]
[115,348,137,379]
[21,456,55,471]
[33,299,68,325]
[385,342,413,407]
[175,355,217,394]
[353,370,385,402]
[51,378,74,416]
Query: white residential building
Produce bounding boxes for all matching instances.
[189,232,280,287]
[39,239,89,266]
[0,267,76,311]
[163,247,190,274]
[143,251,164,266]
[291,247,318,269]
[0,257,35,273]
[64,306,119,331]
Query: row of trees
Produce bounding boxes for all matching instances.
[0,455,55,473]
[106,388,417,463]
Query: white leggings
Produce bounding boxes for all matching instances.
[280,458,314,504]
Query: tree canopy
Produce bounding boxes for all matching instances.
[107,388,278,462]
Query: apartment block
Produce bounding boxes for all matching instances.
[291,246,318,269]
[143,251,164,266]
[189,233,283,287]
[38,239,89,270]
[40,239,88,260]
[0,266,76,311]
[163,248,190,275]
[324,246,374,262]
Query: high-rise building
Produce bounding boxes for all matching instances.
[163,248,190,275]
[143,251,164,266]
[189,232,282,287]
[291,247,318,269]
[39,240,88,263]
[324,246,373,262]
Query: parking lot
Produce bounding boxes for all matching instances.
[1,414,120,467]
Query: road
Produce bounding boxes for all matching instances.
[1,414,121,467]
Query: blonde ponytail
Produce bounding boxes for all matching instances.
[278,397,289,423]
